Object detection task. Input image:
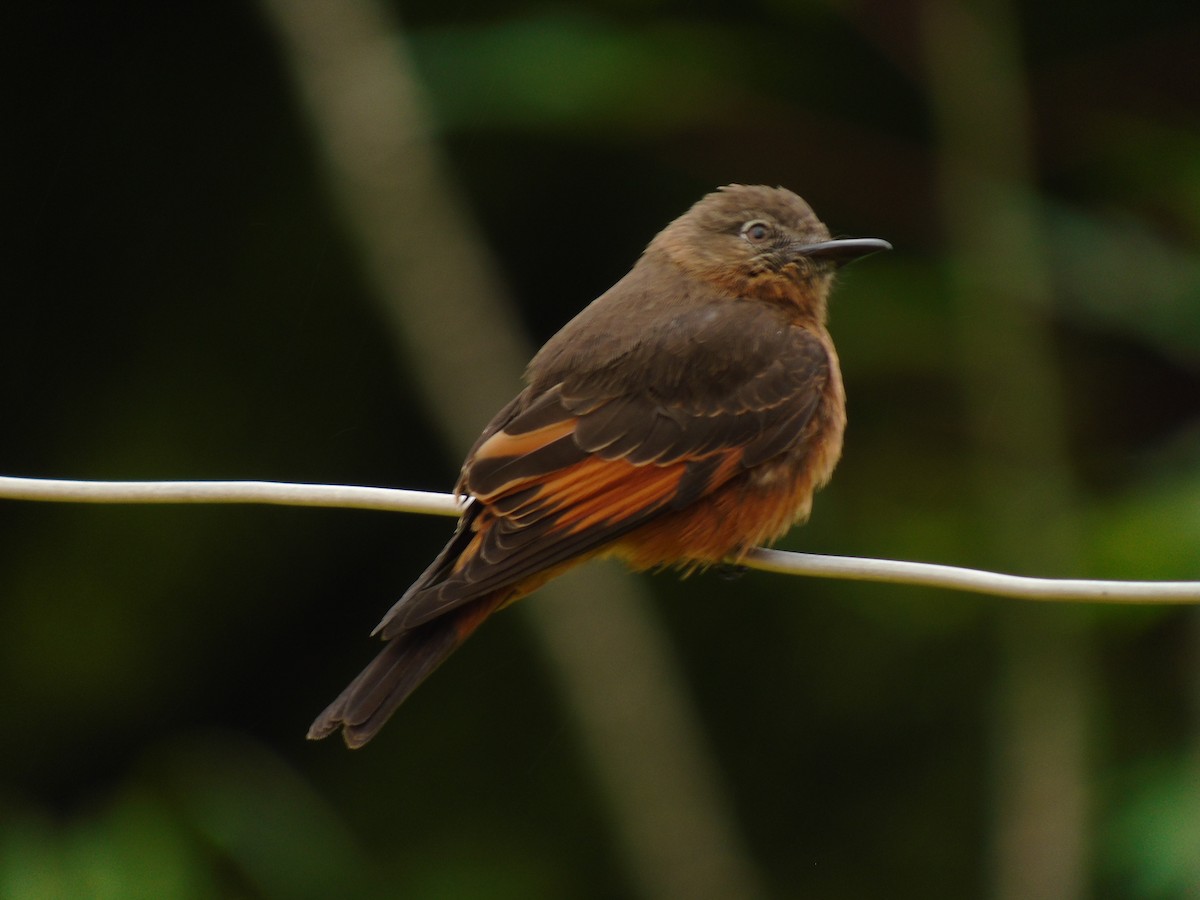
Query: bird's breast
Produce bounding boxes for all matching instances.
[611,356,846,571]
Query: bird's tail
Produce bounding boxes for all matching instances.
[308,592,505,748]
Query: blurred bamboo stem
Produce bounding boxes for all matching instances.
[257,1,768,898]
[921,0,1093,898]
[3,476,1199,602]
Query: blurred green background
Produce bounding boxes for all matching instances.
[4,1,1200,897]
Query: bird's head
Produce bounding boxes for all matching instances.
[651,184,890,319]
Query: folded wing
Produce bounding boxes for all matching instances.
[377,303,832,637]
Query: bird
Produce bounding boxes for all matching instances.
[309,184,890,748]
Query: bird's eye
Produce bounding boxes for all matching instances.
[741,220,772,243]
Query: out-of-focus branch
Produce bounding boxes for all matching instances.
[921,0,1093,897]
[256,2,768,899]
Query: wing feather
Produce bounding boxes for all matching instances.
[379,301,833,637]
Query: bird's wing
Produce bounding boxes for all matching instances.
[377,303,831,637]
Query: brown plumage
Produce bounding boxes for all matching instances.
[309,184,889,748]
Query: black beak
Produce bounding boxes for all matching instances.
[792,237,892,265]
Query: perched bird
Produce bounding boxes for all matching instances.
[310,184,889,748]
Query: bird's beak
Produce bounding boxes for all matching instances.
[791,237,892,265]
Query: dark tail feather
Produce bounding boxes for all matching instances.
[308,594,503,748]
